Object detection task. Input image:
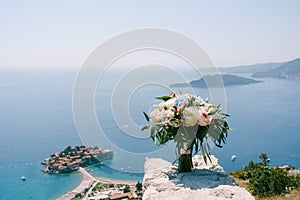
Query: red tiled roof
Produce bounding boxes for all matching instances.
[109,192,133,199]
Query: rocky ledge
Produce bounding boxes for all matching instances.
[143,155,254,200]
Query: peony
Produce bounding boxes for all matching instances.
[159,98,176,108]
[183,106,199,127]
[198,107,212,126]
[150,107,165,123]
[164,108,175,119]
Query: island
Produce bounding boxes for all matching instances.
[42,146,113,174]
[170,74,261,88]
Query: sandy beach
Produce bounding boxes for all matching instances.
[55,167,137,200]
[55,168,95,200]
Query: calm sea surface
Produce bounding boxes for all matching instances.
[0,68,300,199]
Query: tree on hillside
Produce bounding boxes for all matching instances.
[123,185,130,193]
[259,153,268,166]
[136,181,142,191]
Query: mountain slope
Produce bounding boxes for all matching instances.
[252,58,300,80]
[219,62,283,74]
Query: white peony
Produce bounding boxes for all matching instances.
[164,108,175,119]
[150,107,165,123]
[159,98,176,108]
[183,106,199,127]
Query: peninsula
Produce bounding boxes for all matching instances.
[170,74,261,88]
[42,146,113,174]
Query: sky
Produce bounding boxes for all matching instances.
[0,0,300,68]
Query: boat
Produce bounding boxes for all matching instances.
[231,155,237,161]
[21,176,26,181]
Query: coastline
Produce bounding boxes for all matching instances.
[55,167,136,200]
[55,168,95,200]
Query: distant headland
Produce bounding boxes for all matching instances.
[42,146,113,174]
[252,58,300,80]
[170,74,261,88]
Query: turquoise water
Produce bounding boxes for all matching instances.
[0,69,83,200]
[0,163,82,200]
[1,68,300,199]
[210,77,300,171]
[87,164,143,182]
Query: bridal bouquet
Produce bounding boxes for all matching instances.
[142,92,230,173]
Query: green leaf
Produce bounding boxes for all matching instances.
[207,154,212,163]
[221,113,230,117]
[215,143,222,148]
[206,142,211,152]
[143,111,150,122]
[223,121,230,129]
[196,125,208,140]
[201,144,208,164]
[194,139,199,154]
[150,126,156,138]
[203,155,207,164]
[141,125,149,131]
[208,127,221,142]
[208,105,220,116]
[156,96,171,101]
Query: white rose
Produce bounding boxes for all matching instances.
[164,108,175,119]
[150,107,165,123]
[159,98,176,108]
[198,107,212,126]
[183,106,199,127]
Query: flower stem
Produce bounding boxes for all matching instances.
[178,153,193,173]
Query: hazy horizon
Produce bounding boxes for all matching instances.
[0,56,297,70]
[1,1,300,69]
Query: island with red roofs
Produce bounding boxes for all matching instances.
[41,145,113,174]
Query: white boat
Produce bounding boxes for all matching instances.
[231,155,237,161]
[21,176,26,181]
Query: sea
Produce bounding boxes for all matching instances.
[0,67,300,199]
